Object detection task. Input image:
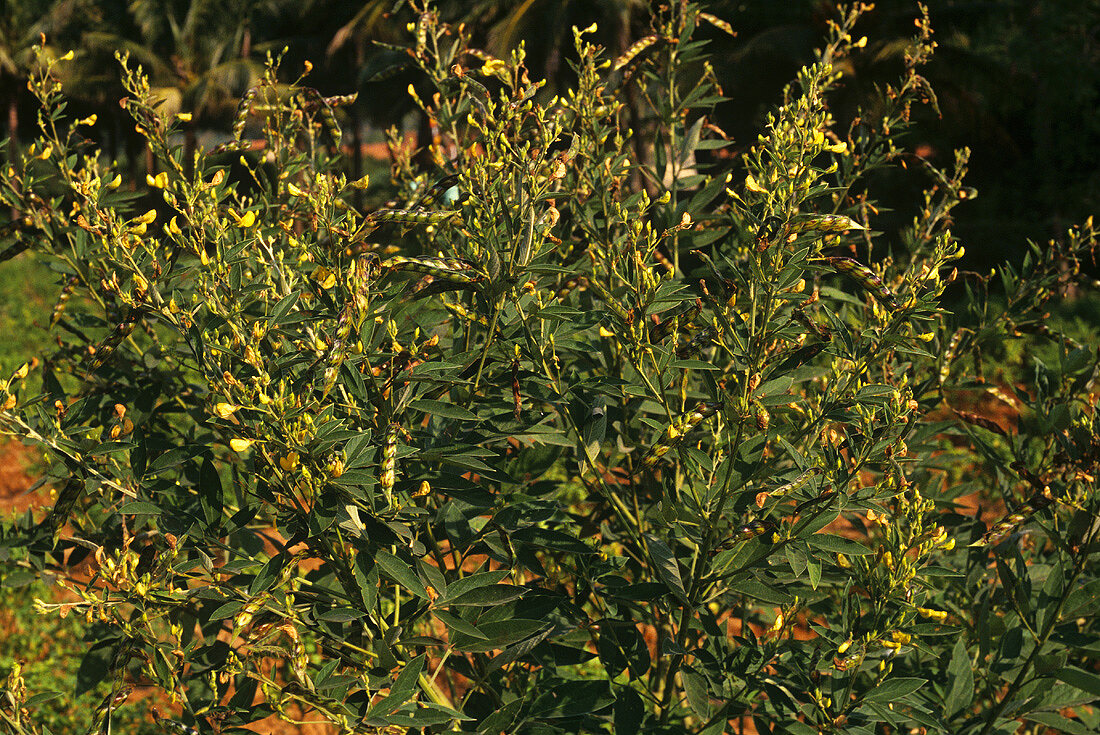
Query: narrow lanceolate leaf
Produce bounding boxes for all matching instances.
[823,257,899,310]
[641,402,720,468]
[614,35,659,71]
[789,214,865,234]
[381,256,485,284]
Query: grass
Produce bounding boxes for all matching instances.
[0,253,56,378]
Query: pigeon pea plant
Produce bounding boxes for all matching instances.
[2,2,1099,734]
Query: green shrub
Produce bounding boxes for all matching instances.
[1,3,1098,734]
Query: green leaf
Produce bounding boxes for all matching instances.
[118,500,161,515]
[437,570,510,604]
[1026,712,1096,735]
[944,636,974,717]
[445,584,526,607]
[682,665,712,718]
[366,654,426,718]
[807,534,872,555]
[865,677,926,702]
[727,578,793,605]
[433,609,488,640]
[645,534,690,605]
[613,688,645,735]
[1054,667,1100,697]
[409,398,477,421]
[316,607,365,623]
[374,549,429,599]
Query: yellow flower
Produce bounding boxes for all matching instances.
[168,217,182,236]
[214,403,240,419]
[175,112,192,122]
[78,114,97,127]
[482,58,509,79]
[106,174,122,190]
[13,363,30,380]
[744,174,767,193]
[286,183,303,197]
[232,210,256,228]
[230,438,254,453]
[279,452,300,471]
[136,209,157,224]
[38,145,52,160]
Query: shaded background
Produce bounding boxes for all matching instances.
[2,0,1098,291]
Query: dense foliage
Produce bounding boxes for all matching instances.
[2,2,1099,734]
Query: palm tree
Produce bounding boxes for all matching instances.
[79,0,262,172]
[0,0,85,159]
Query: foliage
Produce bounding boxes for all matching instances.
[1,2,1099,734]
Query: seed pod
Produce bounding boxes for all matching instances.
[790,214,865,234]
[757,467,823,507]
[51,276,79,326]
[650,300,701,343]
[698,12,736,37]
[939,328,966,384]
[793,307,830,341]
[556,276,588,300]
[313,95,341,148]
[416,11,432,51]
[370,207,460,225]
[511,357,522,420]
[823,257,899,310]
[732,520,773,542]
[90,308,141,369]
[381,255,485,284]
[675,328,715,359]
[953,408,1008,437]
[380,423,399,499]
[972,511,1030,548]
[211,87,259,153]
[614,35,659,71]
[92,685,132,725]
[641,401,720,468]
[442,299,491,329]
[755,402,770,432]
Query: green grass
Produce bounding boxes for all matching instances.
[0,253,55,378]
